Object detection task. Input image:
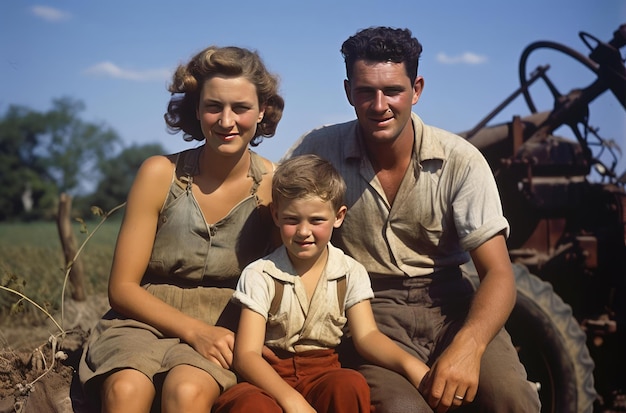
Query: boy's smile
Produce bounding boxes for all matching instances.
[272,196,346,271]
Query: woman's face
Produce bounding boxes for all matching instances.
[197,75,265,157]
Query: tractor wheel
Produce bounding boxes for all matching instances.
[462,262,597,413]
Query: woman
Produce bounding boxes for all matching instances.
[79,45,284,413]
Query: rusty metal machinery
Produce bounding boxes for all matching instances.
[460,25,626,413]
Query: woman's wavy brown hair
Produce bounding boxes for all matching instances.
[164,46,284,146]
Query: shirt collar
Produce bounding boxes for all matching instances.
[343,113,447,164]
[343,120,364,161]
[262,244,348,283]
[412,112,447,163]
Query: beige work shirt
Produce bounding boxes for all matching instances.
[285,113,509,278]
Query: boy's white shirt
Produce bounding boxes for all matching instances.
[233,242,374,353]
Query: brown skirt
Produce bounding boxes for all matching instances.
[78,284,240,399]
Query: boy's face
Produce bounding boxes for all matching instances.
[272,196,347,268]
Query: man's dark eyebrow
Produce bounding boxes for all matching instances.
[353,85,406,92]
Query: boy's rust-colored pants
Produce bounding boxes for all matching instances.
[213,348,370,413]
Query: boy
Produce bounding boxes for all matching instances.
[213,154,429,413]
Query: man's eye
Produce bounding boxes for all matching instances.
[356,90,374,98]
[384,88,403,96]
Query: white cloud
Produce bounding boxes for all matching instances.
[84,62,171,82]
[31,5,71,22]
[436,52,487,65]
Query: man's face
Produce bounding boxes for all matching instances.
[344,59,423,145]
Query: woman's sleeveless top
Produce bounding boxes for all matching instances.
[145,147,274,288]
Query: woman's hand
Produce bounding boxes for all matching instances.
[186,323,235,368]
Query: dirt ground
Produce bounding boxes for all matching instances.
[2,295,624,413]
[0,296,108,413]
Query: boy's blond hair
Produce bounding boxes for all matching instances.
[272,155,346,212]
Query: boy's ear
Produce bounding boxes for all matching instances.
[333,205,348,228]
[270,202,280,227]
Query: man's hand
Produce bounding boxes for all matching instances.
[418,333,481,412]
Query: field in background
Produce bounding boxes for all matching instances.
[0,218,121,325]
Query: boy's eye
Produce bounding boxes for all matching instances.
[204,104,221,113]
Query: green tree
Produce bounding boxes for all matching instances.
[0,98,122,220]
[39,97,121,195]
[82,143,166,214]
[0,105,56,220]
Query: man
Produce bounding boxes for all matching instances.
[284,26,540,412]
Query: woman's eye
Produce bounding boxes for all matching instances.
[233,106,251,114]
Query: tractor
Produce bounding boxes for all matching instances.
[460,24,626,412]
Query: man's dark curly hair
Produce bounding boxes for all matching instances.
[341,27,423,84]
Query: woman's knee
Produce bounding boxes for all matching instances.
[164,378,211,404]
[161,366,220,412]
[101,369,154,412]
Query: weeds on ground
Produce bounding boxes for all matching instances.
[0,203,125,395]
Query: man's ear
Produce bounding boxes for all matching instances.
[333,205,348,228]
[412,75,425,105]
[343,79,354,107]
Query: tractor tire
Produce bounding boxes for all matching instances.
[462,262,597,413]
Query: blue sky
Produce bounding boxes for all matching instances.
[1,1,625,177]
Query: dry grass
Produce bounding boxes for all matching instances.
[0,218,120,326]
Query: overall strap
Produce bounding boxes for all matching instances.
[269,279,284,317]
[336,276,347,314]
[175,148,201,193]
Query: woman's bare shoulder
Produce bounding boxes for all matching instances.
[127,154,177,205]
[131,154,177,184]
